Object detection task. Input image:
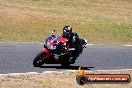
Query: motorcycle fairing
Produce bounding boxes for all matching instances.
[57,37,67,46]
[42,48,51,58]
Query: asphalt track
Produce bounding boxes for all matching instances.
[0,43,132,74]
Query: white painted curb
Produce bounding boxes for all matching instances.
[0,69,132,76]
[86,44,94,45]
[123,45,132,46]
[95,69,132,71]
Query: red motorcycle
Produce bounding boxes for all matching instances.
[33,32,87,67]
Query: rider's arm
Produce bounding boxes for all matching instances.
[72,32,79,43]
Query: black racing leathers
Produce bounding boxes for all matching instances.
[61,32,82,63]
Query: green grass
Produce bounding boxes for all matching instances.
[0,0,132,44]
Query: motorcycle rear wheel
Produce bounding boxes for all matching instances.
[61,56,70,67]
[33,51,46,67]
[61,63,70,67]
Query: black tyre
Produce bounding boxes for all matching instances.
[33,51,46,67]
[61,62,70,67]
[61,55,70,67]
[76,75,87,85]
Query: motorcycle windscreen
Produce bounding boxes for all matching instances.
[44,37,57,49]
[45,37,61,52]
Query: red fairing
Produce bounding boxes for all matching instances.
[49,40,56,46]
[42,48,51,58]
[58,37,67,45]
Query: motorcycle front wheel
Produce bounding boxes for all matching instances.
[33,51,46,67]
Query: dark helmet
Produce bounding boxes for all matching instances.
[63,25,72,37]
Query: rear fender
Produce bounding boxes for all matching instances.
[42,48,51,58]
[80,39,87,46]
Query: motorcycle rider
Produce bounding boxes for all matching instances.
[61,26,80,47]
[61,25,81,63]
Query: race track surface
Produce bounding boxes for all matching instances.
[0,43,132,74]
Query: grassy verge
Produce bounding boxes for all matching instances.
[0,0,132,44]
[0,70,132,88]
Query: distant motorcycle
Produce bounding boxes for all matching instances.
[33,31,87,67]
